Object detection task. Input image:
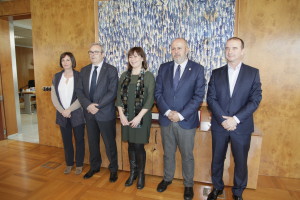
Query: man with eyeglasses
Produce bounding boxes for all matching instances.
[76,43,119,182]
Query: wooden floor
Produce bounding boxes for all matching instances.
[0,140,299,200]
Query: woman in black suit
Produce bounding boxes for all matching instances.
[51,52,85,174]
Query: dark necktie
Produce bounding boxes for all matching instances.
[89,66,98,101]
[173,65,181,89]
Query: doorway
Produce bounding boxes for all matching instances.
[6,17,39,143]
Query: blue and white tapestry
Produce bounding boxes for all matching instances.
[98,0,236,81]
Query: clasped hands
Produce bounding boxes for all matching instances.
[61,109,71,118]
[221,116,237,131]
[120,114,142,128]
[168,111,180,122]
[87,103,99,115]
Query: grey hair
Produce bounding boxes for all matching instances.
[90,42,105,53]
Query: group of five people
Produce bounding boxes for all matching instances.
[51,37,262,200]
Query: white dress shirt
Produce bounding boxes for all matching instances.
[173,59,188,78]
[58,74,74,109]
[228,62,242,123]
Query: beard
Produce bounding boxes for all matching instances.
[173,56,187,64]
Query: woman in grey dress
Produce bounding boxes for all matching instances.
[116,47,155,189]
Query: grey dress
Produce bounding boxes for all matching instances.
[116,71,155,144]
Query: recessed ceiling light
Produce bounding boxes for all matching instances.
[14,35,26,39]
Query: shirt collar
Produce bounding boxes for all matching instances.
[174,59,188,69]
[228,62,242,71]
[92,61,103,69]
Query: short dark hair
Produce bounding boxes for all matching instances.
[59,52,76,68]
[127,47,148,70]
[227,37,245,49]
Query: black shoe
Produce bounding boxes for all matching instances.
[109,172,118,182]
[157,180,172,192]
[233,195,243,200]
[136,173,145,189]
[83,169,100,179]
[207,188,223,200]
[125,171,138,186]
[184,187,194,200]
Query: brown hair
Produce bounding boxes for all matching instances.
[127,47,148,71]
[59,52,76,68]
[227,37,245,49]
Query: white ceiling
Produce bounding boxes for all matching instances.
[14,19,32,48]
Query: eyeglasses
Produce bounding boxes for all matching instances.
[88,51,102,55]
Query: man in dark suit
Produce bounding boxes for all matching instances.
[76,43,118,182]
[207,37,262,200]
[155,38,206,200]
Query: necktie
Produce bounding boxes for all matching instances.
[173,65,181,89]
[89,66,98,101]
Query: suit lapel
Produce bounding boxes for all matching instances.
[167,61,175,91]
[84,65,92,95]
[223,65,231,98]
[96,62,107,87]
[176,60,191,90]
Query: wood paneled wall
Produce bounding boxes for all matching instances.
[29,0,300,178]
[0,19,18,135]
[0,0,30,17]
[16,46,34,90]
[30,0,95,147]
[236,0,300,178]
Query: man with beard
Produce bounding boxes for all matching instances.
[155,38,206,200]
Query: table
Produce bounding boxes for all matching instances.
[21,91,36,114]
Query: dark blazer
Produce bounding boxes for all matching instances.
[155,60,206,129]
[207,63,262,134]
[53,70,85,128]
[76,62,118,121]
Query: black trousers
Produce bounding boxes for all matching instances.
[60,119,85,167]
[86,118,118,172]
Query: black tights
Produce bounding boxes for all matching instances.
[128,142,145,155]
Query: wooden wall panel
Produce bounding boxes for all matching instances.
[0,74,6,140]
[0,19,18,135]
[30,0,300,179]
[236,0,300,178]
[16,46,34,90]
[0,0,30,17]
[30,0,95,147]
